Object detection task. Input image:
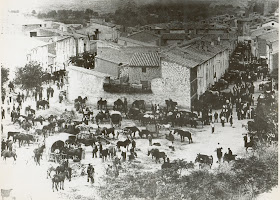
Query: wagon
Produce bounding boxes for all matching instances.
[110,111,122,127]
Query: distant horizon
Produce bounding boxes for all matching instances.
[0,0,278,14]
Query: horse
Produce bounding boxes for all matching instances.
[36,100,49,110]
[114,99,124,111]
[7,132,20,141]
[33,145,45,165]
[148,149,166,163]
[165,99,177,111]
[195,154,213,169]
[14,134,34,147]
[173,129,193,143]
[32,116,45,125]
[139,130,151,138]
[101,149,109,161]
[123,126,140,138]
[111,114,122,127]
[97,99,107,110]
[132,100,146,110]
[1,150,17,162]
[223,153,237,162]
[101,127,115,138]
[52,171,69,192]
[117,139,131,149]
[95,112,108,124]
[244,138,254,152]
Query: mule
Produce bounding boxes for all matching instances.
[97,99,107,110]
[101,149,109,161]
[148,149,166,163]
[52,172,68,192]
[173,129,193,143]
[223,153,237,162]
[114,99,124,111]
[101,127,115,138]
[1,150,17,161]
[139,130,151,138]
[117,139,131,149]
[124,126,140,138]
[195,154,213,169]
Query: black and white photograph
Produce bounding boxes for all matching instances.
[0,0,279,199]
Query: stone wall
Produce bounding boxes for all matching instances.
[121,66,162,86]
[67,65,191,109]
[95,58,120,77]
[153,59,191,109]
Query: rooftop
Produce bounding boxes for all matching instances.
[130,52,160,67]
[162,40,228,68]
[161,33,186,40]
[127,31,160,43]
[96,46,160,65]
[258,31,279,43]
[118,37,157,47]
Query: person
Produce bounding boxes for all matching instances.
[131,139,136,151]
[229,115,233,126]
[1,95,5,104]
[99,142,103,158]
[1,139,6,152]
[221,115,225,127]
[216,143,223,163]
[228,148,233,157]
[87,164,94,183]
[211,122,215,133]
[92,143,98,158]
[243,134,248,147]
[148,134,152,146]
[1,108,5,119]
[214,112,218,123]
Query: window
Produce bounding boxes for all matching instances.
[142,67,146,73]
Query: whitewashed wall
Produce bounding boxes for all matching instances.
[67,65,191,109]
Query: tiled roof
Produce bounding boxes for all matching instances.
[130,52,160,67]
[250,27,277,38]
[95,46,160,65]
[161,40,228,68]
[96,47,131,64]
[127,31,160,43]
[162,33,186,40]
[118,37,157,47]
[258,31,279,42]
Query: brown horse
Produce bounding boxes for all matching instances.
[52,171,68,192]
[1,150,17,161]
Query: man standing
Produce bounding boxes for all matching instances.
[221,115,225,127]
[1,107,5,119]
[211,122,215,134]
[87,164,94,183]
[214,112,218,123]
[216,143,223,163]
[1,139,6,152]
[148,134,152,146]
[229,115,233,126]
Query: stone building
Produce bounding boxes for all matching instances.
[121,52,161,89]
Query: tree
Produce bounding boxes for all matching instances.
[1,66,9,86]
[15,62,44,91]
